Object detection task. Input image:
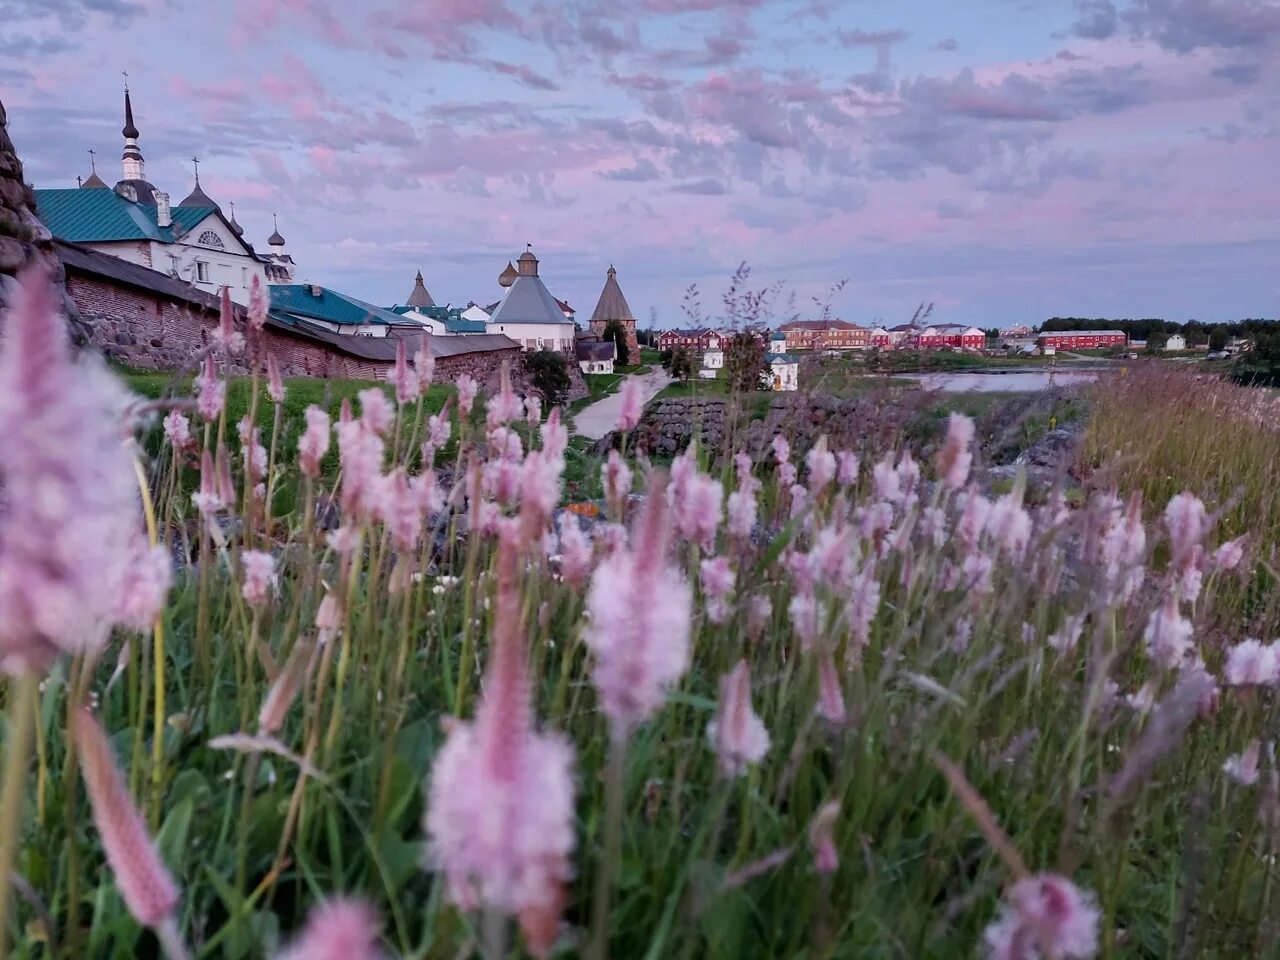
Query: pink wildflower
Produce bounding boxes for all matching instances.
[456,373,478,415]
[726,483,758,542]
[1222,638,1279,687]
[557,513,593,590]
[772,434,790,464]
[699,555,735,624]
[390,340,417,405]
[299,405,331,479]
[987,490,1032,561]
[0,271,143,673]
[358,388,394,435]
[584,474,692,736]
[336,405,385,518]
[194,354,225,421]
[214,287,245,355]
[617,377,643,432]
[789,483,808,520]
[896,450,921,502]
[241,551,276,607]
[242,273,266,329]
[937,413,974,491]
[816,649,846,724]
[315,592,342,645]
[983,874,1100,960]
[789,592,821,650]
[708,659,770,777]
[374,469,424,551]
[518,450,562,535]
[1213,536,1246,572]
[258,645,310,736]
[485,365,523,428]
[163,409,193,452]
[426,410,452,455]
[1165,492,1207,570]
[836,450,859,488]
[872,454,901,503]
[848,563,881,653]
[238,416,267,484]
[276,898,383,960]
[677,473,724,550]
[778,461,797,489]
[602,450,633,513]
[1223,741,1262,786]
[963,553,995,594]
[747,593,772,639]
[115,541,172,632]
[1100,491,1146,604]
[956,489,993,552]
[266,353,286,404]
[806,435,836,496]
[425,530,577,919]
[414,335,435,393]
[192,449,222,515]
[540,408,567,463]
[1143,594,1194,670]
[74,709,180,928]
[593,521,627,556]
[808,801,840,874]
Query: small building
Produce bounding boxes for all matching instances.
[918,324,986,350]
[702,346,724,370]
[271,284,426,338]
[868,327,892,348]
[576,338,616,374]
[1165,333,1187,351]
[657,327,719,352]
[764,352,799,392]
[1037,330,1127,351]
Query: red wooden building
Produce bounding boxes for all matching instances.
[1036,330,1127,351]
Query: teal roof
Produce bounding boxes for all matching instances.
[445,318,487,334]
[387,304,489,335]
[34,188,218,244]
[770,330,786,340]
[272,284,409,328]
[766,352,798,363]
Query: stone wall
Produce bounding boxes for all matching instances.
[0,97,86,342]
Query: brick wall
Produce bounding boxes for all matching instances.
[589,317,640,365]
[65,270,562,396]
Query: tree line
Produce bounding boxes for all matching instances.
[1040,317,1279,350]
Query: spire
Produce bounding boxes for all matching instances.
[267,212,286,248]
[590,263,636,323]
[406,270,435,308]
[120,76,145,182]
[227,200,244,237]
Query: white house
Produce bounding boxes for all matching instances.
[1165,333,1187,351]
[703,346,724,370]
[485,247,577,353]
[576,338,616,374]
[33,89,294,306]
[764,352,800,392]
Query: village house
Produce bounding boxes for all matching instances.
[764,352,800,391]
[33,88,294,305]
[657,327,722,353]
[1165,333,1188,351]
[780,318,870,352]
[576,337,616,374]
[1036,329,1127,351]
[915,324,987,350]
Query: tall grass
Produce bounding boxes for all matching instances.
[2,306,1279,960]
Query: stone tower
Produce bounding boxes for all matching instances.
[589,265,639,363]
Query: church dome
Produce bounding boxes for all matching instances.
[81,170,108,189]
[179,181,218,208]
[268,227,286,247]
[498,260,518,288]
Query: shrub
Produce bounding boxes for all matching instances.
[525,348,571,405]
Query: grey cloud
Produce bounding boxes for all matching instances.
[1211,61,1263,85]
[834,28,910,47]
[601,158,662,181]
[933,37,960,51]
[1123,0,1280,52]
[1072,0,1119,39]
[0,32,77,56]
[671,177,729,195]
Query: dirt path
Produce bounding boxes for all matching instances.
[572,368,672,439]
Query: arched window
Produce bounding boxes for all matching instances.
[196,230,225,249]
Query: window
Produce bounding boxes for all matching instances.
[241,267,248,288]
[197,230,225,250]
[195,261,210,282]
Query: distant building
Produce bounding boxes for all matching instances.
[588,265,640,361]
[916,324,986,350]
[702,345,724,370]
[485,246,577,353]
[657,327,721,352]
[868,327,892,348]
[270,284,426,338]
[780,318,869,351]
[576,337,616,374]
[764,352,799,391]
[1165,333,1187,351]
[1037,330,1127,351]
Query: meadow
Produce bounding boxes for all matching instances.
[1,279,1277,960]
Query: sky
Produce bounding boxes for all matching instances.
[2,0,1278,329]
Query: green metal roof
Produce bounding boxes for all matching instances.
[271,284,407,328]
[386,304,488,334]
[33,188,221,245]
[445,318,487,334]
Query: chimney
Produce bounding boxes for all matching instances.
[154,191,171,228]
[309,284,324,298]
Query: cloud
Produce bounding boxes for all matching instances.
[934,37,960,51]
[834,28,911,47]
[601,158,662,181]
[639,0,762,11]
[482,60,561,90]
[671,177,729,194]
[0,33,78,56]
[1124,0,1280,52]
[1072,0,1119,39]
[1210,61,1262,85]
[369,0,519,58]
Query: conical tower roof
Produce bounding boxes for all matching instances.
[406,270,435,308]
[590,264,635,323]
